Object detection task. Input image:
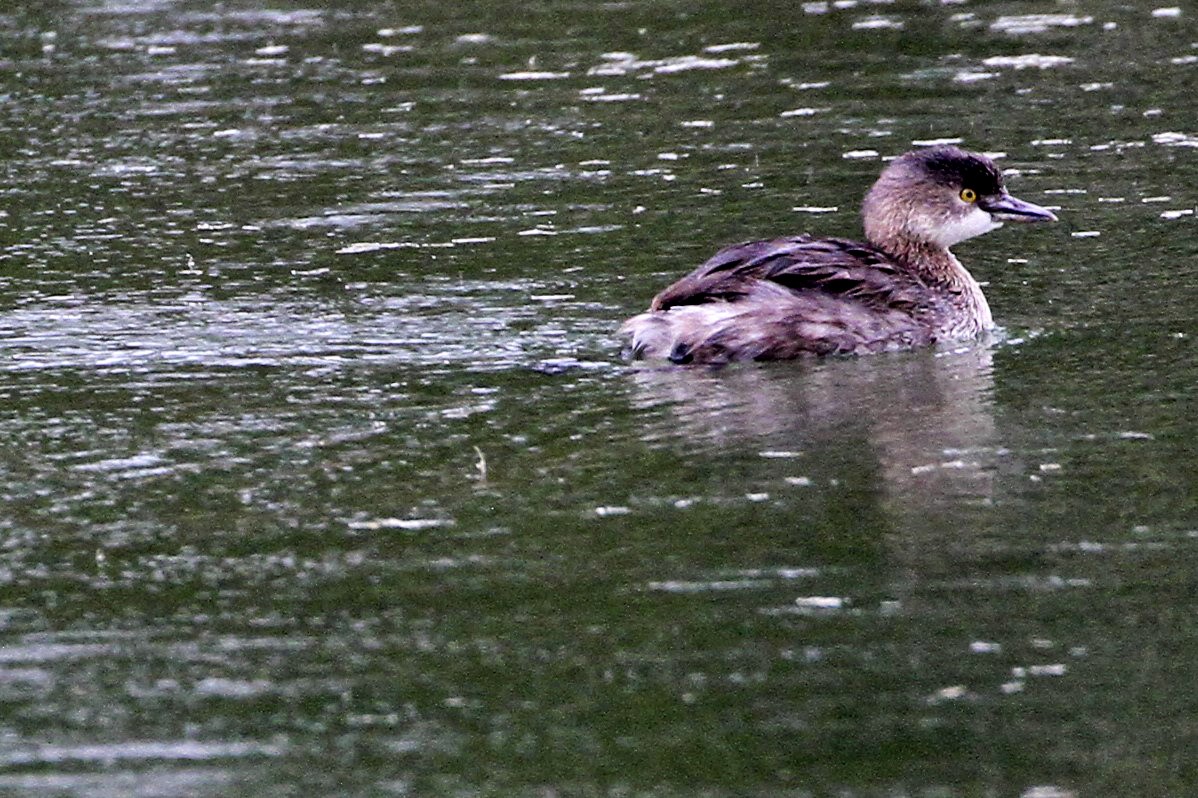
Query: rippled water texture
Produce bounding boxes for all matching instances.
[1,1,1196,796]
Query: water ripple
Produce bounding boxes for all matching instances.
[0,739,285,767]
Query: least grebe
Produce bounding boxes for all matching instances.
[620,145,1057,364]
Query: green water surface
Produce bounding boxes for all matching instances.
[1,1,1197,796]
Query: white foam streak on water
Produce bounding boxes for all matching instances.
[954,70,998,83]
[1152,131,1198,147]
[0,770,235,798]
[0,739,286,767]
[498,71,571,80]
[990,14,1094,35]
[0,642,118,663]
[647,579,774,593]
[852,16,904,30]
[981,54,1075,69]
[587,53,746,77]
[702,42,760,54]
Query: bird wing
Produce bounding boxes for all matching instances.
[649,236,922,314]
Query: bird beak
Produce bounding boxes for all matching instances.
[979,191,1058,223]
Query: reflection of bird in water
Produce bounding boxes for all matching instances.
[627,345,1001,513]
[621,146,1056,364]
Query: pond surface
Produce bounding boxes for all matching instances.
[1,1,1197,796]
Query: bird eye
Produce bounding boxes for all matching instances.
[960,188,978,203]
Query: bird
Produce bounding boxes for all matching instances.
[619,145,1058,364]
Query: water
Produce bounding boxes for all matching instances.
[1,1,1197,795]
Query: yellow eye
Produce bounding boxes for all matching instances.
[960,188,978,203]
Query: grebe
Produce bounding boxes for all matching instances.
[620,146,1057,364]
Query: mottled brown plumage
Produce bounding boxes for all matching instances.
[620,146,1057,365]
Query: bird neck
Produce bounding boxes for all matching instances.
[874,237,994,330]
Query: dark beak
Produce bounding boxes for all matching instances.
[979,191,1058,223]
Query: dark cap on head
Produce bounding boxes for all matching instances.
[902,145,1004,194]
